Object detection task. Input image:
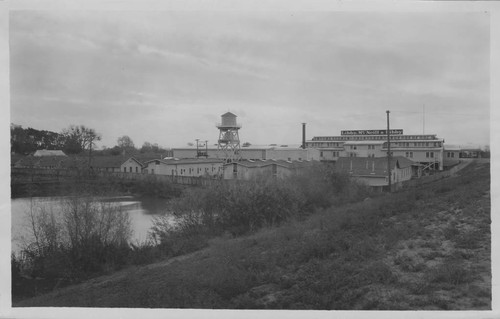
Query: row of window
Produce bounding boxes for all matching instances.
[447,152,456,158]
[312,135,438,141]
[123,166,224,174]
[308,142,342,148]
[386,142,442,148]
[321,150,441,159]
[310,141,442,148]
[348,145,376,150]
[174,166,221,175]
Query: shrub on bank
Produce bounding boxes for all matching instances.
[150,162,371,249]
[14,193,132,287]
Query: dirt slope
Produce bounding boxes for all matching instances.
[14,160,491,309]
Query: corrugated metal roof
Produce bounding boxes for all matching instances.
[91,155,129,168]
[15,155,89,168]
[224,159,314,169]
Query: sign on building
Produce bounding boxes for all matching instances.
[341,129,404,136]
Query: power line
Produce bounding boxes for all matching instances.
[391,111,488,117]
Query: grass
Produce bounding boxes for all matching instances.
[14,161,491,309]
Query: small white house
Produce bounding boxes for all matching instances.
[120,157,145,174]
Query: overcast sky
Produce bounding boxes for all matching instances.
[9,10,490,149]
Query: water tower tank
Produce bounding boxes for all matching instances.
[220,112,238,127]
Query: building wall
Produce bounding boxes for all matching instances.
[173,147,319,161]
[267,148,319,161]
[120,159,143,174]
[241,149,268,160]
[343,144,385,158]
[318,149,342,161]
[144,160,223,177]
[352,165,412,187]
[222,163,298,180]
[392,166,413,183]
[391,149,442,162]
[445,150,460,159]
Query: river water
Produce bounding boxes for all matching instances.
[11,196,173,254]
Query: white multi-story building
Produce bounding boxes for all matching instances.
[306,129,444,171]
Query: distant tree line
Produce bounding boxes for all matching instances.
[100,136,169,156]
[11,124,168,156]
[11,124,99,155]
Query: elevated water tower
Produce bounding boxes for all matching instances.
[216,112,242,162]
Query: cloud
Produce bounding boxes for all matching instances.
[9,10,490,148]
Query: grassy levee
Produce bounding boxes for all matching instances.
[14,160,490,309]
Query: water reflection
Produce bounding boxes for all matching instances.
[11,196,173,254]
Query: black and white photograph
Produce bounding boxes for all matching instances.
[1,0,498,318]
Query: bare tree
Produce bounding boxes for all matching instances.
[61,125,101,166]
[21,195,132,277]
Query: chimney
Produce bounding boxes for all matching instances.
[302,123,306,149]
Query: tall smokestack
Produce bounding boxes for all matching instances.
[302,123,306,149]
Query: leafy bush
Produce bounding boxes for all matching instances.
[150,162,371,246]
[18,193,132,281]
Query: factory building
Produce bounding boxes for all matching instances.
[167,112,319,180]
[306,129,445,171]
[173,112,319,163]
[172,145,319,161]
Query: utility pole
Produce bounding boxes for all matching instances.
[386,110,392,192]
[423,104,425,135]
[195,139,200,158]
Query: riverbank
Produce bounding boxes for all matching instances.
[14,160,491,309]
[11,172,185,199]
